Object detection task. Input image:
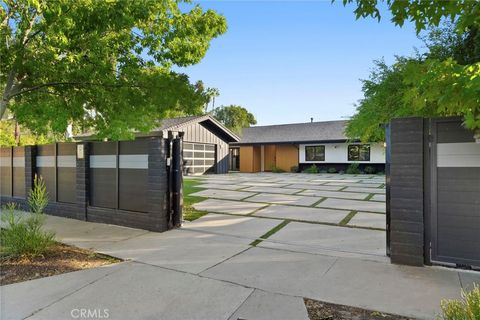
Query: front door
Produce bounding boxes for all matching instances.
[264,145,276,171]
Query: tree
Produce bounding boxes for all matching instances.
[212,105,257,134]
[340,1,480,138]
[205,87,220,112]
[1,0,227,139]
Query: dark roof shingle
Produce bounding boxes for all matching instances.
[237,120,348,144]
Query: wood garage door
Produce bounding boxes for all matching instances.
[183,142,216,175]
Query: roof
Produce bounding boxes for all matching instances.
[75,115,240,142]
[235,120,349,144]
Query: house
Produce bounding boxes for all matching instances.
[230,120,385,173]
[78,115,239,175]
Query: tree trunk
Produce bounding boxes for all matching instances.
[14,121,20,145]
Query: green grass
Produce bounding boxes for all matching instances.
[339,211,357,226]
[183,179,208,221]
[250,220,290,246]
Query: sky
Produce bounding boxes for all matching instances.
[176,1,426,126]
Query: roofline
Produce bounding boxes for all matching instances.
[231,139,364,146]
[242,119,348,130]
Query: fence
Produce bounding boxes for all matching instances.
[387,116,480,269]
[0,136,182,232]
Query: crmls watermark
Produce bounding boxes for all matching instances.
[70,308,110,319]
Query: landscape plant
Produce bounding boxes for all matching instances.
[28,175,49,214]
[290,165,299,173]
[438,284,480,320]
[327,167,337,174]
[271,165,285,173]
[304,164,319,174]
[346,163,361,174]
[363,166,376,174]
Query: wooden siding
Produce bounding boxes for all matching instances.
[240,146,254,172]
[264,145,276,171]
[180,122,230,174]
[253,146,261,172]
[276,144,299,172]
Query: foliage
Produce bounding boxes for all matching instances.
[341,2,480,140]
[1,1,227,139]
[28,175,49,214]
[346,163,361,174]
[0,119,57,146]
[363,166,376,174]
[183,179,208,221]
[304,164,319,174]
[212,105,257,134]
[271,165,285,173]
[0,202,55,257]
[290,165,299,173]
[327,167,337,174]
[338,1,480,34]
[438,284,480,320]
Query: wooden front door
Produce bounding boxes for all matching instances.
[264,145,276,171]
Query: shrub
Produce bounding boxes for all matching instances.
[438,284,480,320]
[0,203,55,257]
[304,164,319,173]
[363,166,376,174]
[346,163,361,174]
[28,175,49,214]
[271,165,286,173]
[290,165,299,173]
[327,167,337,174]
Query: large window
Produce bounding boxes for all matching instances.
[348,144,370,161]
[305,145,325,161]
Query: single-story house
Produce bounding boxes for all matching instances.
[230,120,385,173]
[77,115,239,175]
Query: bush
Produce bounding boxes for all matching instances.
[271,165,286,173]
[304,164,319,173]
[327,167,337,174]
[439,284,480,320]
[346,163,361,174]
[363,166,376,174]
[290,165,299,173]
[0,203,55,257]
[28,175,49,214]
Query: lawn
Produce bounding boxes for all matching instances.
[183,179,208,221]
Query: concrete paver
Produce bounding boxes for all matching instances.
[242,186,303,195]
[299,190,370,200]
[348,212,386,229]
[283,184,343,191]
[259,221,386,259]
[228,289,309,320]
[370,194,386,202]
[190,189,255,201]
[182,213,281,240]
[192,198,267,215]
[195,183,246,191]
[27,262,253,320]
[344,187,386,194]
[247,193,321,207]
[319,198,386,213]
[253,204,349,224]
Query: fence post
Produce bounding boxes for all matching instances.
[24,145,36,203]
[76,142,89,221]
[171,137,183,227]
[147,137,168,232]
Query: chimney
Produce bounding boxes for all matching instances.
[310,117,313,123]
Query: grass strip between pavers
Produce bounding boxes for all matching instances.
[363,193,375,201]
[339,211,357,226]
[183,179,208,221]
[250,220,290,246]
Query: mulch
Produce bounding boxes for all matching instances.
[304,298,415,320]
[0,243,121,285]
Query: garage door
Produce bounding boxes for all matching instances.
[183,142,216,175]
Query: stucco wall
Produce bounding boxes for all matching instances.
[299,142,385,164]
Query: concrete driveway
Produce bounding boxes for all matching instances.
[2,173,479,320]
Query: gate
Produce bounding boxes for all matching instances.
[427,118,480,268]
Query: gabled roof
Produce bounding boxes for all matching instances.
[151,115,240,142]
[235,120,349,144]
[75,115,240,142]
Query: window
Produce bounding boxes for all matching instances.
[348,144,370,161]
[305,146,325,161]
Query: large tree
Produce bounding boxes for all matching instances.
[1,0,227,139]
[212,105,257,134]
[340,0,480,139]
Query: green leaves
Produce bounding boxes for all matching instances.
[212,105,257,135]
[1,0,226,139]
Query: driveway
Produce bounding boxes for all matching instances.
[2,173,479,320]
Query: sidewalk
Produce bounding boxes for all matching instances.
[2,214,479,320]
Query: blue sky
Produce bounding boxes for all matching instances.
[177,1,425,126]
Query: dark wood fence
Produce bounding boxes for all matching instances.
[0,137,180,232]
